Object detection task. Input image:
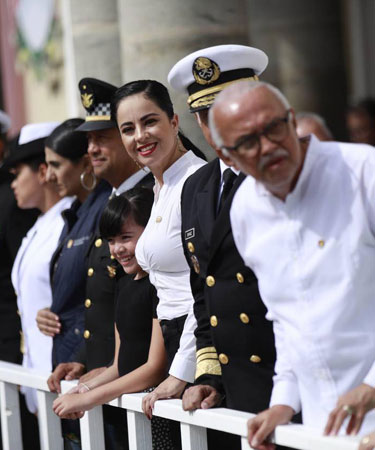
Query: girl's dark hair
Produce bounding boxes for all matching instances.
[99,186,154,239]
[45,118,88,162]
[111,79,206,161]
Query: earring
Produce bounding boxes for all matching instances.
[80,171,97,191]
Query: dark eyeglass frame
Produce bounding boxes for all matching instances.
[221,109,293,156]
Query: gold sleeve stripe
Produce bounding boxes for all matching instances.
[197,353,219,362]
[196,346,217,358]
[195,358,222,379]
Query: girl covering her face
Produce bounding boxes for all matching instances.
[53,186,173,449]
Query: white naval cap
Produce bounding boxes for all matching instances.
[19,121,60,145]
[168,44,268,113]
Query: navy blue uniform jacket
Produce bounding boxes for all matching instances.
[50,180,111,366]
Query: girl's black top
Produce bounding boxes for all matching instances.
[115,274,158,377]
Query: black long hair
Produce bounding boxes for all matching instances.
[111,79,206,161]
[45,118,88,162]
[99,186,154,239]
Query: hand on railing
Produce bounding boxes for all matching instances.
[79,366,107,384]
[53,391,88,419]
[324,383,375,437]
[66,383,90,394]
[247,404,295,450]
[142,375,187,419]
[47,362,86,393]
[182,384,223,411]
[359,431,375,450]
[36,307,61,337]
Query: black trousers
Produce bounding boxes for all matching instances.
[160,315,240,450]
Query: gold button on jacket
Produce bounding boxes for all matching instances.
[250,355,261,363]
[83,330,90,339]
[187,242,195,253]
[67,239,74,248]
[236,272,244,283]
[240,313,250,324]
[210,315,218,327]
[95,238,102,248]
[87,268,94,277]
[206,275,215,287]
[219,353,229,365]
[156,216,162,223]
[85,299,92,308]
[318,239,325,247]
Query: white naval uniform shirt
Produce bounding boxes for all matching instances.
[11,196,73,413]
[136,151,206,382]
[230,135,375,433]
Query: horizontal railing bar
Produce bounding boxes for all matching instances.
[0,362,50,391]
[119,393,361,450]
[0,362,363,450]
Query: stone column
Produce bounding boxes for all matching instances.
[61,0,122,115]
[246,0,348,139]
[117,0,250,159]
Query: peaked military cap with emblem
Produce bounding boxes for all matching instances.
[76,78,118,131]
[168,44,268,113]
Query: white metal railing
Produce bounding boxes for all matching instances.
[0,361,362,450]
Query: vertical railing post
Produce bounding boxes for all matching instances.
[241,436,252,450]
[180,422,208,450]
[36,390,63,450]
[0,381,23,450]
[79,406,105,450]
[126,410,152,450]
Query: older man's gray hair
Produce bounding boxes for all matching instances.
[208,81,291,151]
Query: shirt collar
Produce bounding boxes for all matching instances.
[34,197,73,230]
[112,168,150,196]
[154,150,197,188]
[219,158,240,180]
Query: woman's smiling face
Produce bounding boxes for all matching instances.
[116,93,179,173]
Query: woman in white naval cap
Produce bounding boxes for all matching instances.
[6,122,73,413]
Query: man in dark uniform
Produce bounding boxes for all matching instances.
[168,46,277,417]
[42,79,152,450]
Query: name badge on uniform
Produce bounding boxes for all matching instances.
[185,228,195,240]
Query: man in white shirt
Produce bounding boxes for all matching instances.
[208,80,375,448]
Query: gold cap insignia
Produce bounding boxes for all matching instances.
[193,57,220,86]
[107,265,116,278]
[81,93,94,109]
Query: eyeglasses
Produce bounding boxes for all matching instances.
[221,109,292,156]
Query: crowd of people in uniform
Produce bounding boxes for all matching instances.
[0,44,375,450]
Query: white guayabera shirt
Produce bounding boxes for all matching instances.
[230,135,375,434]
[136,151,206,382]
[12,196,73,413]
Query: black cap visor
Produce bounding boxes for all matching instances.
[2,138,45,169]
[76,119,117,132]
